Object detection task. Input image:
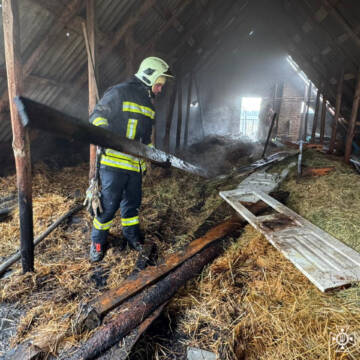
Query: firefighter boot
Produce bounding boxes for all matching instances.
[90,242,106,262]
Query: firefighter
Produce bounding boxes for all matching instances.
[87,57,173,262]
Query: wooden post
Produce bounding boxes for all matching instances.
[86,0,98,180]
[311,88,321,142]
[345,69,360,163]
[3,0,34,273]
[164,83,177,153]
[274,82,284,137]
[298,82,309,141]
[303,83,312,141]
[329,68,344,154]
[319,95,327,145]
[175,73,182,152]
[184,73,193,147]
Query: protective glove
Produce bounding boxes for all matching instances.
[83,178,103,217]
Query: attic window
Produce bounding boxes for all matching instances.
[240,97,262,140]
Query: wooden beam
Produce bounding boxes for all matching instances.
[175,71,183,152]
[329,68,344,153]
[319,95,327,144]
[3,0,34,273]
[86,0,98,180]
[345,70,360,163]
[184,73,193,147]
[303,82,312,141]
[311,87,321,142]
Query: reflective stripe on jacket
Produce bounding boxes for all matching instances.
[89,77,154,172]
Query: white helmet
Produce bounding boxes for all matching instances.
[135,57,174,86]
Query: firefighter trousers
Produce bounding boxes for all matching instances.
[91,166,142,247]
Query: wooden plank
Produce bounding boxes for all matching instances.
[345,69,360,163]
[3,0,34,273]
[329,68,344,154]
[220,189,360,292]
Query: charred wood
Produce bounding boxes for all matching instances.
[15,97,209,178]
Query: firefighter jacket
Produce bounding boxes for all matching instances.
[89,76,154,173]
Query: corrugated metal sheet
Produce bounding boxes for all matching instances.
[0,0,359,145]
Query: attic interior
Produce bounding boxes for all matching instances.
[1,0,360,359]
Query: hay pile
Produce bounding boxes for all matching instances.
[178,135,263,176]
[0,161,229,356]
[150,149,360,360]
[276,149,360,251]
[1,149,360,360]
